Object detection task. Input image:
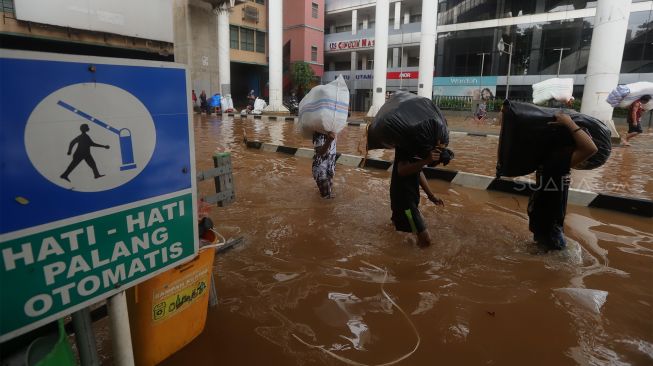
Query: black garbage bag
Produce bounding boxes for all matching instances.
[367,92,450,158]
[496,100,611,177]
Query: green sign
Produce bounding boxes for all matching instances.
[0,193,196,340]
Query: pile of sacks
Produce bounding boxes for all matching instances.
[367,91,450,160]
[297,75,350,137]
[532,78,574,105]
[606,81,653,110]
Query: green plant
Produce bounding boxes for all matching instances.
[291,62,315,95]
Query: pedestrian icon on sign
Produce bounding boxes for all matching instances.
[57,100,137,178]
[60,123,110,182]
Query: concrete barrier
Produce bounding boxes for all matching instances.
[244,140,653,217]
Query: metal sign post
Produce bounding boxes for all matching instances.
[553,47,571,77]
[498,39,514,99]
[477,52,490,99]
[0,50,199,344]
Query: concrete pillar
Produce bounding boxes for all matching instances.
[330,24,336,33]
[351,51,358,109]
[362,17,368,30]
[216,3,231,95]
[403,8,410,24]
[361,54,368,70]
[580,0,631,141]
[352,9,358,35]
[392,48,400,68]
[394,1,401,30]
[401,49,408,68]
[264,0,288,113]
[173,0,219,96]
[418,0,437,98]
[367,0,390,117]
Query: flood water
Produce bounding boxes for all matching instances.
[155,115,653,365]
[235,115,653,200]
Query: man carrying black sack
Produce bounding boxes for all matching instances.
[528,112,597,250]
[391,144,452,248]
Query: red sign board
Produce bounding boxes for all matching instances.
[328,38,375,51]
[387,71,419,79]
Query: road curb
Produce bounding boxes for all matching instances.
[244,140,653,217]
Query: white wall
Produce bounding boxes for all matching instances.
[14,0,173,42]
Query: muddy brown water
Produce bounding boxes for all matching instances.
[94,115,652,365]
[151,115,653,366]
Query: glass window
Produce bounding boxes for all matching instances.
[312,3,318,18]
[622,10,653,73]
[335,24,352,33]
[334,61,350,71]
[255,0,264,4]
[255,31,265,53]
[311,46,318,62]
[434,16,596,77]
[230,26,239,49]
[438,0,499,25]
[1,0,15,14]
[240,28,255,51]
[544,1,597,12]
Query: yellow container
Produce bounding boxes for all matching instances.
[127,248,215,366]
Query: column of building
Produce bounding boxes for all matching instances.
[216,3,231,96]
[581,0,632,141]
[350,9,358,109]
[417,0,437,98]
[367,0,390,117]
[392,1,401,69]
[265,0,288,113]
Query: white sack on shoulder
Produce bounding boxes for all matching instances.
[532,78,574,105]
[298,75,350,136]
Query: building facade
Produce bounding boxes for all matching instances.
[324,0,653,111]
[283,0,326,83]
[229,0,270,103]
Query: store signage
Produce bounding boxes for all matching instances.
[387,71,418,79]
[328,38,375,51]
[334,71,418,80]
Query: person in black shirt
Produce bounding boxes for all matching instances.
[391,145,445,248]
[528,112,597,250]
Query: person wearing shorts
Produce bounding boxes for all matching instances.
[624,95,651,146]
[390,146,445,248]
[312,131,337,198]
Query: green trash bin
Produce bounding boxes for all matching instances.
[26,319,76,366]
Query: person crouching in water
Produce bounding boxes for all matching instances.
[312,131,337,199]
[528,112,597,250]
[391,144,448,248]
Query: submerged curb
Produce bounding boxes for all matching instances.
[245,140,653,218]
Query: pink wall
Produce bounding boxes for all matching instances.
[283,0,324,76]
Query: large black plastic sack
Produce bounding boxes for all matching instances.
[367,92,449,157]
[497,100,611,177]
